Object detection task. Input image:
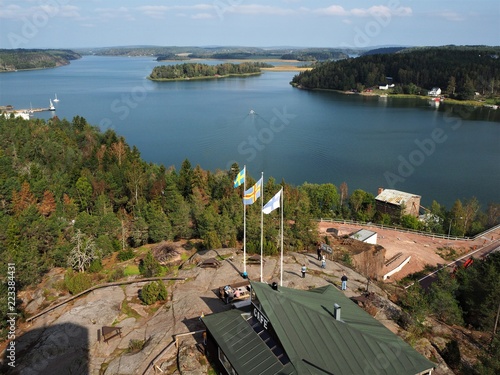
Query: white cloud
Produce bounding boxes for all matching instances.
[315,5,348,16]
[0,4,24,19]
[94,7,134,21]
[0,3,81,19]
[315,4,412,18]
[192,13,213,20]
[225,5,297,16]
[137,4,214,19]
[437,11,465,21]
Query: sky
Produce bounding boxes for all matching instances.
[0,0,499,49]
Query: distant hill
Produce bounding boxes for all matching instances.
[75,46,351,62]
[0,49,81,72]
[361,47,408,56]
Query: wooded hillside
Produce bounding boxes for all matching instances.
[0,114,497,291]
[291,46,500,101]
[0,49,81,72]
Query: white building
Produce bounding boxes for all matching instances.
[350,229,378,244]
[428,87,442,96]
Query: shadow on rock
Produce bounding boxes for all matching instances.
[1,322,89,375]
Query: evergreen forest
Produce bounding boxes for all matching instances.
[291,46,500,101]
[0,114,499,373]
[0,114,498,289]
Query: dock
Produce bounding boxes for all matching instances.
[1,105,55,120]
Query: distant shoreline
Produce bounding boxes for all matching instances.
[291,84,494,108]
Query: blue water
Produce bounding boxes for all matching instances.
[1,56,499,208]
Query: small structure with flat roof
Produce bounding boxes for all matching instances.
[350,228,378,244]
[202,281,435,375]
[376,188,421,219]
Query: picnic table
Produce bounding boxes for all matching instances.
[219,280,251,304]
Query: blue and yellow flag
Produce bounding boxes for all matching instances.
[243,177,262,205]
[233,167,245,188]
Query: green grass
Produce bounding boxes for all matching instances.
[123,264,140,276]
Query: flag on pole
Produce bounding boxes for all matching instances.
[263,189,282,214]
[243,177,262,205]
[233,167,245,188]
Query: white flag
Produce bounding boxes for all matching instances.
[263,189,281,214]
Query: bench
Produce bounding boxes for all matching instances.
[100,326,122,343]
[247,255,264,264]
[199,258,221,268]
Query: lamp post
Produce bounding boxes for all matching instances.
[448,219,454,239]
[448,216,463,239]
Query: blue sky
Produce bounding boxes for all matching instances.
[1,0,499,49]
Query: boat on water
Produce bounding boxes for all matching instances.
[53,94,59,102]
[49,99,56,111]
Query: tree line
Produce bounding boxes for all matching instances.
[291,46,500,101]
[149,62,272,80]
[0,114,497,290]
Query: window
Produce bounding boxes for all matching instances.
[218,348,237,375]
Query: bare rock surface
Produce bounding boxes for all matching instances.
[3,248,454,374]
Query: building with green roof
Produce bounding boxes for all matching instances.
[202,281,435,375]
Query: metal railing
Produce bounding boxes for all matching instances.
[316,218,500,241]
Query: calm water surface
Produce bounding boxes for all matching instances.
[1,56,499,208]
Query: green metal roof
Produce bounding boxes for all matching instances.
[202,309,296,375]
[251,281,435,375]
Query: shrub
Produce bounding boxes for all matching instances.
[65,270,92,295]
[128,339,145,353]
[140,281,168,305]
[117,248,135,261]
[88,259,103,273]
[107,267,124,282]
[138,251,161,277]
[203,230,221,250]
[141,282,159,305]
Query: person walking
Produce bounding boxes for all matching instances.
[321,255,326,269]
[341,273,348,290]
[301,264,307,278]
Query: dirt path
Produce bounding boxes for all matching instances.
[318,221,500,281]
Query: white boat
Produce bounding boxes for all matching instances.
[249,109,255,115]
[49,99,56,111]
[53,94,59,102]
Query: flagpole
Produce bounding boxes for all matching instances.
[243,165,247,278]
[280,187,284,287]
[260,172,264,283]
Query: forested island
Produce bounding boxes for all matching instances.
[0,49,81,72]
[149,61,273,81]
[291,46,500,104]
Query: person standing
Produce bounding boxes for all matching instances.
[301,264,307,278]
[317,244,322,260]
[321,255,326,269]
[341,273,348,290]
